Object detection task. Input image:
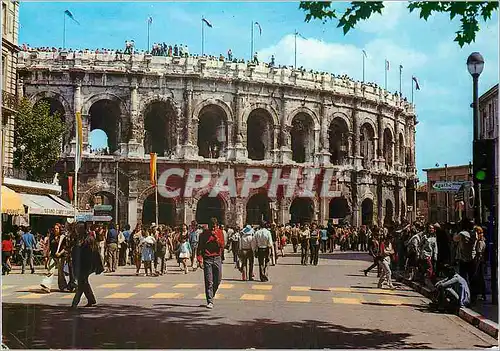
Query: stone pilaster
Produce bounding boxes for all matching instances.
[128,83,144,157]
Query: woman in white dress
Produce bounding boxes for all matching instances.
[177,234,192,274]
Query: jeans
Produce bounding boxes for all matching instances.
[239,249,254,280]
[378,256,393,288]
[291,237,298,253]
[71,274,96,307]
[231,241,240,268]
[21,248,34,273]
[203,256,222,304]
[321,239,328,253]
[154,252,166,274]
[300,239,309,265]
[310,244,319,265]
[257,248,270,281]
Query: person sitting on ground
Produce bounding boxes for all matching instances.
[430,265,470,313]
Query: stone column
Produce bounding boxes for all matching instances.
[228,93,247,160]
[180,89,198,159]
[279,97,292,163]
[318,98,331,165]
[128,83,143,157]
[128,171,139,229]
[272,125,280,163]
[352,106,362,168]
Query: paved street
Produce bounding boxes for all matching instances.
[2,249,497,349]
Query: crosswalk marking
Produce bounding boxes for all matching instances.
[17,293,44,299]
[98,284,124,289]
[218,283,234,289]
[330,287,352,292]
[195,293,224,300]
[61,294,75,299]
[240,294,267,301]
[2,293,12,297]
[2,285,15,291]
[149,293,183,299]
[173,283,198,289]
[135,283,161,288]
[377,299,403,305]
[291,286,311,292]
[251,284,272,291]
[104,293,136,299]
[332,297,363,304]
[21,285,41,291]
[287,295,311,303]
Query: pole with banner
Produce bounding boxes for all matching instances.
[75,111,83,219]
[150,153,158,225]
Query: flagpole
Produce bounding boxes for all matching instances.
[294,30,297,69]
[411,77,414,104]
[147,20,151,53]
[384,60,388,91]
[362,53,365,83]
[201,16,204,56]
[74,114,78,220]
[155,158,159,225]
[251,21,254,61]
[399,65,403,97]
[63,12,66,49]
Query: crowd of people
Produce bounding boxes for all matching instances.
[1,216,491,312]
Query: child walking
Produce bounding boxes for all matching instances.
[141,231,155,276]
[177,235,192,274]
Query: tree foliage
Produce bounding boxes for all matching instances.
[14,98,66,181]
[299,1,498,47]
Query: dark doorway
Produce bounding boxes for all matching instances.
[289,197,314,224]
[247,109,273,161]
[144,101,176,157]
[246,193,271,224]
[384,199,394,226]
[198,105,228,159]
[142,194,176,226]
[328,118,349,165]
[290,113,313,163]
[329,197,349,219]
[196,195,225,225]
[361,198,374,226]
[89,100,122,154]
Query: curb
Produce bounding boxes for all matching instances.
[394,272,498,339]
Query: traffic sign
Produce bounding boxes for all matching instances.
[94,204,113,211]
[432,181,469,192]
[92,215,113,222]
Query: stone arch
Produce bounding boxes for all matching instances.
[195,193,228,226]
[289,197,315,224]
[290,111,315,163]
[81,92,129,116]
[383,127,394,168]
[384,197,395,226]
[242,103,279,127]
[142,99,178,157]
[137,185,182,208]
[398,133,405,166]
[357,118,377,138]
[192,98,234,123]
[246,191,272,225]
[138,93,177,114]
[328,116,350,165]
[329,197,350,219]
[246,108,275,161]
[360,122,376,167]
[80,182,127,210]
[327,112,352,132]
[287,106,320,130]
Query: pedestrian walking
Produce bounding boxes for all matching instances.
[141,230,155,276]
[105,223,119,273]
[309,223,320,265]
[154,229,168,275]
[197,218,224,309]
[364,234,380,276]
[472,226,486,302]
[189,221,200,270]
[21,227,36,274]
[378,235,395,289]
[254,222,273,282]
[41,224,72,293]
[2,233,14,275]
[320,225,328,253]
[290,224,299,253]
[178,234,192,274]
[229,227,240,269]
[239,225,256,281]
[300,224,310,265]
[71,222,103,309]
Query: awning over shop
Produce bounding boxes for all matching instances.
[1,186,24,215]
[20,193,75,217]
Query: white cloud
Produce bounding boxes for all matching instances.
[357,1,407,33]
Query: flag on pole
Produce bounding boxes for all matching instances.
[412,76,421,90]
[255,22,262,36]
[147,16,153,24]
[202,18,213,28]
[68,176,74,201]
[150,153,157,185]
[399,64,403,71]
[385,59,390,71]
[64,10,80,25]
[75,112,83,173]
[362,49,367,58]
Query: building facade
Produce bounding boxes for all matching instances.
[423,164,473,224]
[416,183,428,223]
[18,50,417,229]
[1,0,19,172]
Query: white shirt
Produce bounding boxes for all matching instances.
[254,228,273,248]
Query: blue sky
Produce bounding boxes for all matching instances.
[19,1,499,180]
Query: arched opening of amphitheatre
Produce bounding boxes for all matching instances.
[290,113,314,163]
[329,197,349,220]
[400,200,406,222]
[384,199,394,226]
[246,193,271,225]
[383,128,393,169]
[144,101,176,157]
[247,109,273,161]
[361,198,374,226]
[360,123,376,167]
[399,134,405,166]
[89,99,122,154]
[197,105,228,159]
[328,118,349,165]
[142,194,176,226]
[196,194,225,225]
[289,197,314,224]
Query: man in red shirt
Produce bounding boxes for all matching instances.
[197,217,224,309]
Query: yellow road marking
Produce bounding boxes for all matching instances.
[2,293,11,297]
[2,285,15,291]
[287,295,311,303]
[104,293,136,299]
[332,297,363,304]
[149,293,183,299]
[98,283,124,288]
[362,288,400,295]
[21,285,40,290]
[240,294,267,301]
[218,283,234,289]
[17,293,44,299]
[195,293,224,300]
[135,283,161,288]
[251,285,273,291]
[61,294,75,299]
[173,283,198,288]
[291,286,311,292]
[330,287,352,292]
[377,299,403,305]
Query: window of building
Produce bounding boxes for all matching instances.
[2,2,7,34]
[2,54,6,91]
[440,176,446,181]
[430,194,437,206]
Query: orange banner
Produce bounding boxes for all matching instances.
[150,153,157,185]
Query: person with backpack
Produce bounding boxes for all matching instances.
[155,229,169,275]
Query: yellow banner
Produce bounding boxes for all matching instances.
[150,153,157,185]
[75,112,83,172]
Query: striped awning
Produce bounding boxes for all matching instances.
[1,186,25,215]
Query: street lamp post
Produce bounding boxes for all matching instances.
[466,52,484,225]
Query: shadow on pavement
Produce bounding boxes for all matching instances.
[2,302,432,349]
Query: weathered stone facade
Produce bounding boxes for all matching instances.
[17,50,417,229]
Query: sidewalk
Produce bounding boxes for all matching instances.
[394,272,498,339]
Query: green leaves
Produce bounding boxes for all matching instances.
[13,98,66,181]
[299,1,498,47]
